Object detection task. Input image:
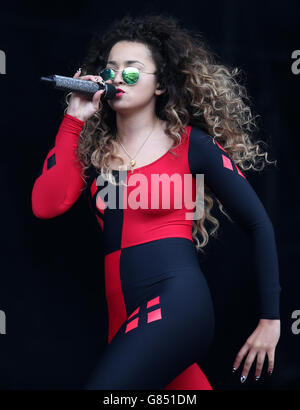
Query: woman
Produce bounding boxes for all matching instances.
[31,14,281,390]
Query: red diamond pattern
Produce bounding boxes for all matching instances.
[125,296,162,333]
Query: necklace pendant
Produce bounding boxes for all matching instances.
[130,159,136,167]
[127,165,134,174]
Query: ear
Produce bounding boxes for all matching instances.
[155,84,166,95]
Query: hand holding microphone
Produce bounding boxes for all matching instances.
[40,68,117,122]
[66,69,106,122]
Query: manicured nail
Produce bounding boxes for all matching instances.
[77,67,81,72]
[255,375,260,381]
[232,367,236,373]
[240,375,246,383]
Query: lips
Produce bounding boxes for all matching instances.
[115,88,125,93]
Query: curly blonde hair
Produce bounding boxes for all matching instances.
[63,13,276,253]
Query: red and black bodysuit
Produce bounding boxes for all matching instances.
[31,113,281,390]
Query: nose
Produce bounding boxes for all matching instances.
[112,70,125,85]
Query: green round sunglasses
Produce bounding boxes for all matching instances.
[99,66,157,85]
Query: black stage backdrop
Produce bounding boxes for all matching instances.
[0,0,299,391]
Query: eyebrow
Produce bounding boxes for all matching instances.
[107,60,145,66]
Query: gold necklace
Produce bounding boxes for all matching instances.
[116,119,158,173]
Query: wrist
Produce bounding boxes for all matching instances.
[259,318,280,326]
[66,111,87,123]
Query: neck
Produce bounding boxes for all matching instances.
[115,108,159,144]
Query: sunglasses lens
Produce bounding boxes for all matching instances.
[123,67,139,84]
[100,68,114,81]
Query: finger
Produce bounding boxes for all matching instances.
[94,89,105,102]
[267,349,275,376]
[74,74,101,82]
[91,88,105,110]
[73,68,82,78]
[240,350,257,383]
[84,76,106,89]
[92,77,107,104]
[89,76,98,82]
[232,342,251,372]
[93,76,106,87]
[254,350,266,381]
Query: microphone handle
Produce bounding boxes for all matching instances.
[40,74,117,100]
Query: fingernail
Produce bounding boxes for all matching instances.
[268,369,273,376]
[77,67,81,72]
[240,375,246,383]
[255,375,260,381]
[232,367,236,373]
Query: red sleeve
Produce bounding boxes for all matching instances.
[31,113,86,219]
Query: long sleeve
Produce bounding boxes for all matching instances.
[188,126,281,319]
[31,113,86,219]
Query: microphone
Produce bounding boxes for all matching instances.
[40,74,117,101]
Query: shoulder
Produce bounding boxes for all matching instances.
[187,125,234,157]
[186,125,219,163]
[186,125,246,178]
[187,125,216,147]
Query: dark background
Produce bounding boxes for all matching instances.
[0,0,299,390]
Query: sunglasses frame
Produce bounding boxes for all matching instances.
[99,66,157,85]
